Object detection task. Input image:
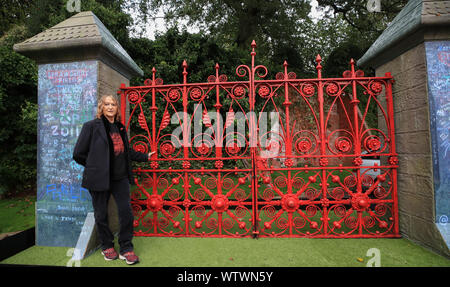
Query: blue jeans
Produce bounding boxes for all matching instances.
[89,178,134,254]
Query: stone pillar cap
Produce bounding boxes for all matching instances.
[358,0,450,68]
[13,11,143,78]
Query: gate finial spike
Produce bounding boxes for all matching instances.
[215,63,219,69]
[315,54,322,69]
[283,60,288,76]
[316,54,322,63]
[315,54,322,78]
[182,60,188,82]
[250,40,257,58]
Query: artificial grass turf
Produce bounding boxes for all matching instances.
[0,195,35,234]
[2,237,449,267]
[0,174,445,267]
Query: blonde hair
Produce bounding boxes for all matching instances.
[96,95,122,122]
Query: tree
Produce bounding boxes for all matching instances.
[126,0,312,48]
[0,0,134,197]
[126,0,321,74]
[0,0,33,36]
[315,0,409,131]
[124,0,373,76]
[0,0,409,196]
[322,41,366,78]
[128,28,248,85]
[24,0,132,45]
[0,25,38,196]
[316,0,408,47]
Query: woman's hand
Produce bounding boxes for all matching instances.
[148,151,156,160]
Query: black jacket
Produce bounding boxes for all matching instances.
[73,116,148,191]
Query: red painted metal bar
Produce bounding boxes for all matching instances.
[384,74,399,236]
[120,41,400,239]
[119,83,126,126]
[249,41,259,237]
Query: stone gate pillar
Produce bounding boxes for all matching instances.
[13,11,143,252]
[358,0,449,257]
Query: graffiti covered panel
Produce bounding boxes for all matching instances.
[425,41,450,247]
[36,61,97,246]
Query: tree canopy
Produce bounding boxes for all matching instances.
[131,0,311,48]
[0,0,408,196]
[316,0,408,48]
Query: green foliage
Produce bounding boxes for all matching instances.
[0,0,133,197]
[26,0,69,35]
[0,25,38,197]
[322,40,377,129]
[25,0,132,44]
[81,0,133,45]
[126,28,254,171]
[128,28,251,84]
[0,195,35,232]
[317,0,408,47]
[323,41,367,78]
[313,0,408,130]
[0,0,408,196]
[0,0,33,37]
[133,0,311,47]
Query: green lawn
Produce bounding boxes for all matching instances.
[0,195,35,234]
[1,174,448,267]
[1,192,449,267]
[2,237,449,267]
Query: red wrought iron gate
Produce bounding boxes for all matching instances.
[119,41,400,238]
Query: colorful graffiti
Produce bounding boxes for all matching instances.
[36,61,97,247]
[425,41,450,247]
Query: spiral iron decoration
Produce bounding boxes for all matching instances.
[120,41,399,239]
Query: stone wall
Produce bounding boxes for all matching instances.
[98,60,129,97]
[13,11,142,252]
[375,43,449,256]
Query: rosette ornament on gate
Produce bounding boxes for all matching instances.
[120,41,399,239]
[258,171,324,237]
[132,173,186,236]
[188,173,252,237]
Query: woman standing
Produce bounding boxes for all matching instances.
[73,95,154,265]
